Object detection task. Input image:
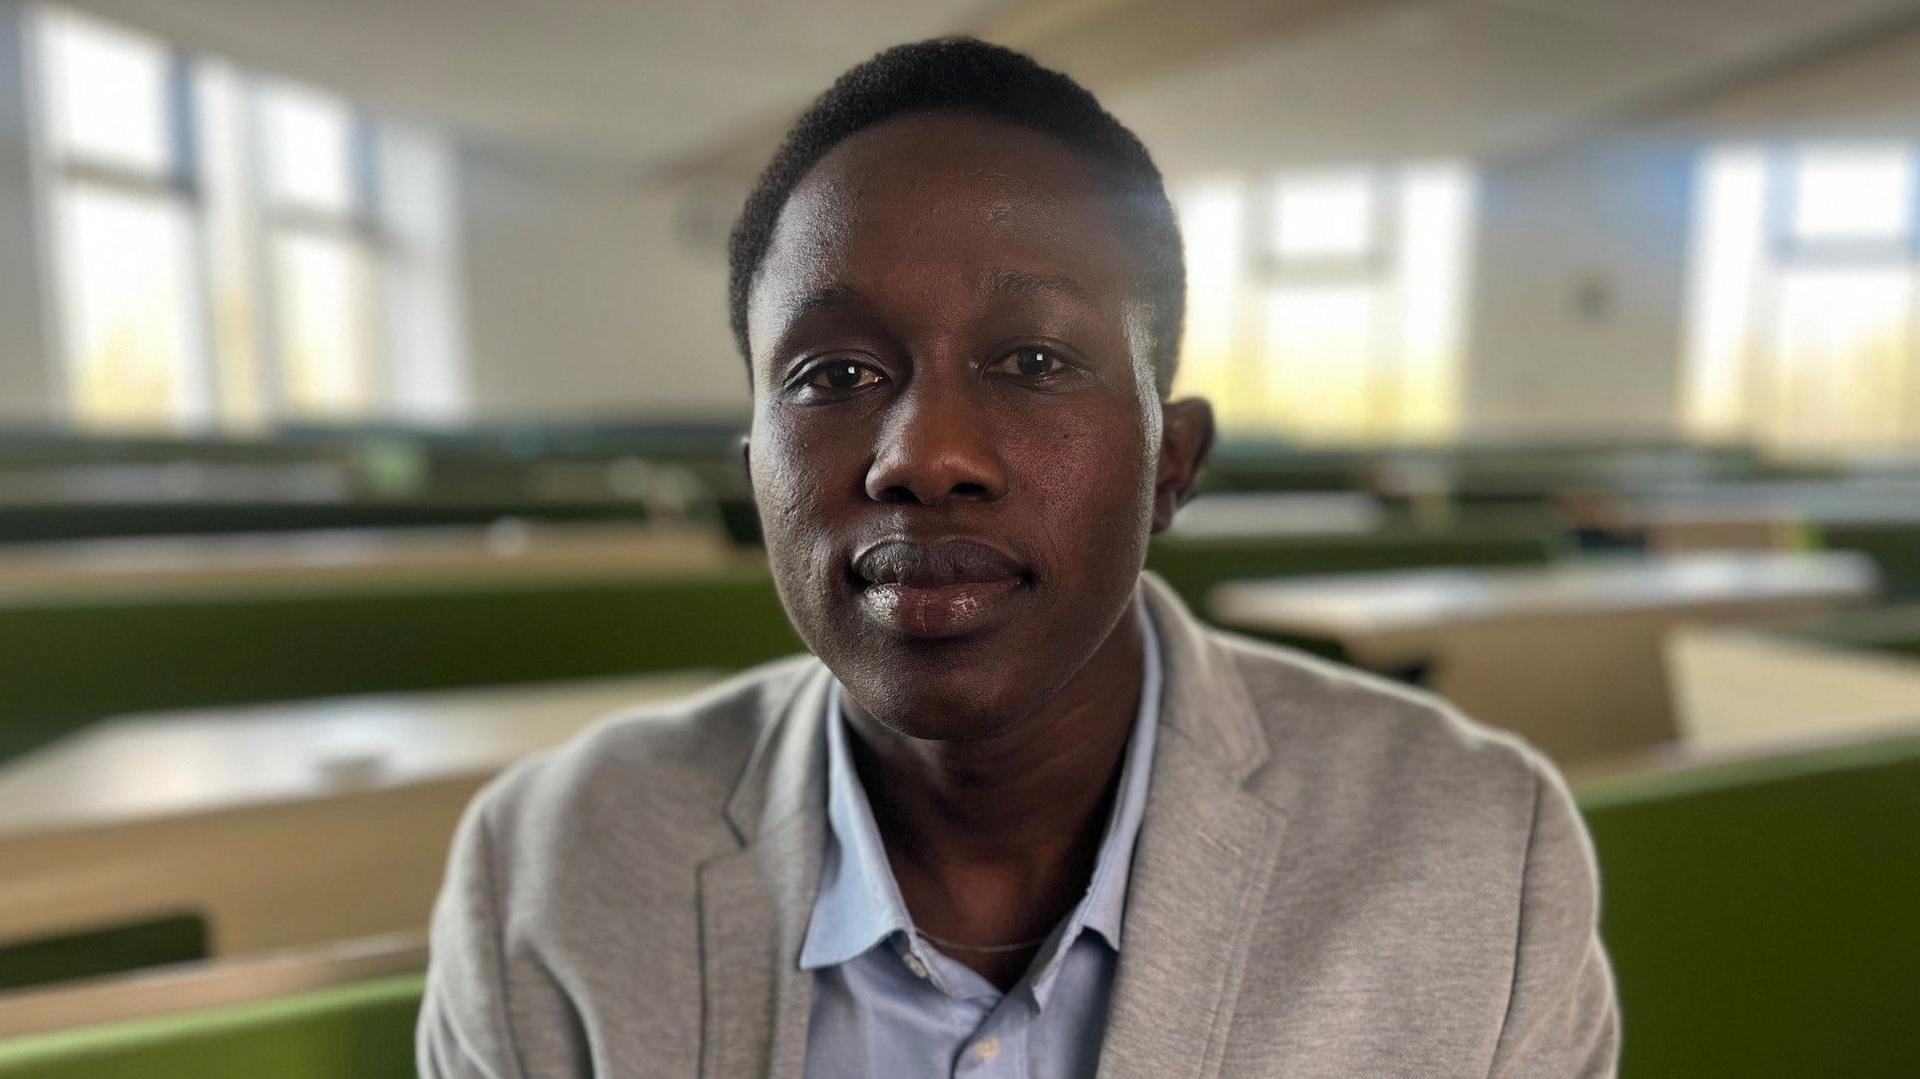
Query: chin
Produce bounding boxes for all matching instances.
[837,653,1045,743]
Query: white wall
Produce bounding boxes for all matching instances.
[1457,20,1920,443]
[0,0,55,424]
[1460,138,1698,441]
[457,143,748,422]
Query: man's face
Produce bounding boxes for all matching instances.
[746,111,1181,740]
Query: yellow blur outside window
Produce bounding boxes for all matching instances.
[1172,164,1474,444]
[1685,143,1920,452]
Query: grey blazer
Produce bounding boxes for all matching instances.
[418,573,1619,1078]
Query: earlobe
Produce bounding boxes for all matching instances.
[1151,397,1216,533]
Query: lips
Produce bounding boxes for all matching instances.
[851,538,1030,638]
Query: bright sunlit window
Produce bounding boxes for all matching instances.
[30,5,461,433]
[38,8,202,430]
[259,81,380,419]
[1684,143,1920,452]
[1172,163,1474,443]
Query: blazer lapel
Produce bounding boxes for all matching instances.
[699,576,1288,1079]
[1097,575,1292,1079]
[700,665,832,1079]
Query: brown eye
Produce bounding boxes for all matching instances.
[992,347,1065,379]
[806,361,882,392]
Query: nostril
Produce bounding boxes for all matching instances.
[950,481,990,499]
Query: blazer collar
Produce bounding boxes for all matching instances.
[1136,571,1271,786]
[702,663,831,1079]
[701,573,1288,1079]
[1098,573,1292,1079]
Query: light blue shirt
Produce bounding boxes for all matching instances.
[800,606,1163,1079]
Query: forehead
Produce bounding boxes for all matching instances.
[748,112,1138,354]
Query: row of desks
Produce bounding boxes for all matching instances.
[3,547,1915,1039]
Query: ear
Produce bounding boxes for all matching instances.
[1151,397,1215,534]
[737,433,752,481]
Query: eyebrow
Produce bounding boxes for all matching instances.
[983,268,1096,307]
[792,283,868,316]
[787,270,1093,319]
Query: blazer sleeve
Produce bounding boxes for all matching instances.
[416,794,527,1079]
[1489,761,1621,1078]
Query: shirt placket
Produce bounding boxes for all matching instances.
[949,981,1040,1078]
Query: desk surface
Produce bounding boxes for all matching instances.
[0,671,717,838]
[1166,492,1385,540]
[0,522,743,603]
[1621,479,1920,527]
[1210,551,1879,638]
[1671,626,1920,752]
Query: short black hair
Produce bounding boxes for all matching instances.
[727,37,1185,394]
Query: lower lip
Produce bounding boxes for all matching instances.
[857,577,1026,639]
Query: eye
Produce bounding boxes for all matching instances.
[989,346,1068,380]
[802,360,884,393]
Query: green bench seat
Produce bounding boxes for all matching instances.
[1577,731,1920,1078]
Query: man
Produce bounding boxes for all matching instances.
[419,38,1617,1078]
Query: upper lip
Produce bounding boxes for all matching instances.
[851,537,1028,588]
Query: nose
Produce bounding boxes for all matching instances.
[863,381,1008,506]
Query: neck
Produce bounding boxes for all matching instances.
[840,600,1147,982]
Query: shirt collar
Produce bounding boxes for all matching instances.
[799,602,1164,997]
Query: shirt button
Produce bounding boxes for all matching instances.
[973,1036,1001,1063]
[902,953,929,979]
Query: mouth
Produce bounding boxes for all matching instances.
[850,537,1031,639]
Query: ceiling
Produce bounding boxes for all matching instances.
[57,0,1920,177]
[1103,0,1920,171]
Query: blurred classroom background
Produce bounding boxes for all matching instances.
[1,1,1918,1075]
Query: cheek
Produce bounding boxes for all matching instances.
[1016,403,1156,573]
[750,407,863,592]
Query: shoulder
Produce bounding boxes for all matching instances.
[1213,627,1554,849]
[467,654,824,871]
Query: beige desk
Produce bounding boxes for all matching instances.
[0,671,714,958]
[0,520,742,603]
[1209,552,1879,762]
[1668,625,1920,752]
[1167,492,1385,540]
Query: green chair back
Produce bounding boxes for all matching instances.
[1776,603,1920,663]
[1814,522,1920,603]
[1577,732,1920,1078]
[0,570,800,762]
[0,914,208,994]
[0,975,423,1079]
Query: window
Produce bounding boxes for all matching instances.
[1684,143,1920,452]
[30,5,462,433]
[259,81,380,419]
[38,8,204,430]
[1172,163,1474,443]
